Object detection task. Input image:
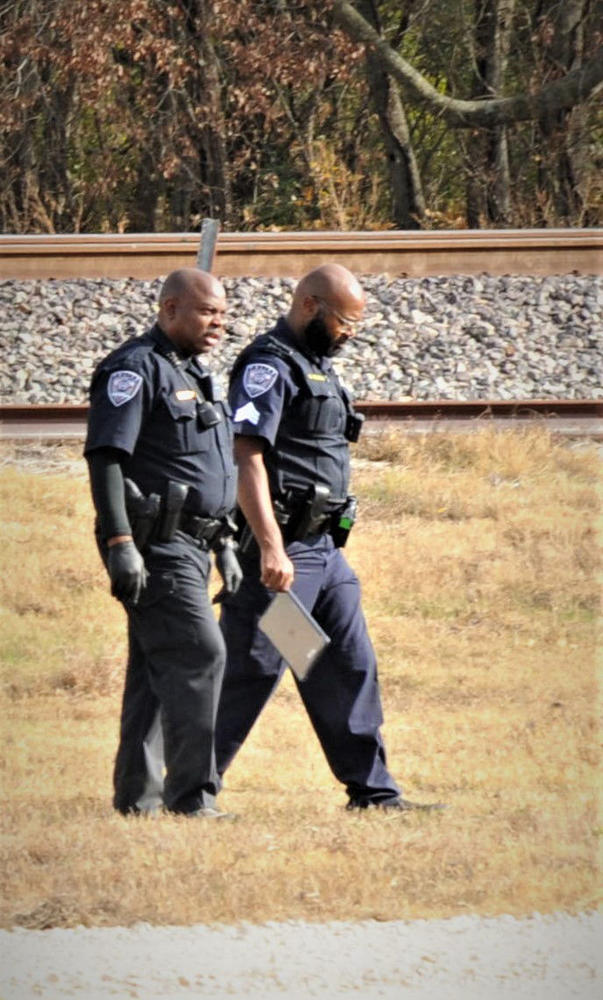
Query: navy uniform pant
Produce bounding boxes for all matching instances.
[111,533,226,814]
[215,533,400,804]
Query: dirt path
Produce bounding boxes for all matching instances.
[0,911,599,999]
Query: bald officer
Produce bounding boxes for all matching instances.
[215,264,438,811]
[85,268,241,818]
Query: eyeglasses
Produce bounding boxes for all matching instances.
[312,296,361,330]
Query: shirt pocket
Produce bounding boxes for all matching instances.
[299,380,347,435]
[162,393,209,454]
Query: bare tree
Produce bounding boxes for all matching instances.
[356,0,426,228]
[175,0,233,225]
[466,0,517,227]
[333,0,603,127]
[2,0,600,232]
[531,0,595,224]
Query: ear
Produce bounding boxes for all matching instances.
[302,294,318,316]
[162,296,177,319]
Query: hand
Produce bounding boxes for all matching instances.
[260,541,294,592]
[107,540,148,605]
[214,543,243,602]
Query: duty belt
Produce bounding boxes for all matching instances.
[273,489,348,542]
[179,513,232,545]
[125,477,236,549]
[276,509,333,537]
[237,492,356,555]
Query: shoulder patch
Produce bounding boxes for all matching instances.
[242,363,279,399]
[107,370,143,407]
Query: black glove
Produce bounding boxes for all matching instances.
[213,542,243,602]
[107,540,148,605]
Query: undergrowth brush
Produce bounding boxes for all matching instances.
[0,430,600,928]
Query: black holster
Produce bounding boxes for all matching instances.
[124,478,161,551]
[236,484,340,556]
[286,484,331,542]
[236,513,258,558]
[159,481,190,542]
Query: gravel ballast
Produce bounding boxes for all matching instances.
[2,273,600,998]
[1,911,600,999]
[1,273,601,404]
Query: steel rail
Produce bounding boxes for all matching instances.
[1,229,601,279]
[2,400,601,440]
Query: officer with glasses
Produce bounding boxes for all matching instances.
[215,263,444,812]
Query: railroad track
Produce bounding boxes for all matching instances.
[1,229,601,280]
[2,400,602,440]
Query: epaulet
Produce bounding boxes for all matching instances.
[230,332,293,382]
[262,334,295,360]
[255,333,308,373]
[98,332,154,370]
[149,337,184,370]
[262,336,310,385]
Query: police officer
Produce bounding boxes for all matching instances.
[85,268,241,818]
[215,264,442,811]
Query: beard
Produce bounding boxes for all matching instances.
[303,314,339,357]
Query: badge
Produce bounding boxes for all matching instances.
[307,373,327,381]
[242,363,278,399]
[107,370,143,407]
[234,401,261,426]
[175,389,197,401]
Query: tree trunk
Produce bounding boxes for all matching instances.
[40,77,79,231]
[466,0,516,227]
[357,0,425,229]
[179,0,232,225]
[130,151,161,231]
[533,0,590,224]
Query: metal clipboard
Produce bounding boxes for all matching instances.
[258,589,330,680]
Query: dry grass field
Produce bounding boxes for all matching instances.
[0,428,600,931]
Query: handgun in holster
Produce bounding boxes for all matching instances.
[124,478,161,552]
[331,494,358,548]
[158,481,190,542]
[272,496,291,532]
[233,506,257,558]
[236,488,294,555]
[287,484,331,542]
[236,521,255,557]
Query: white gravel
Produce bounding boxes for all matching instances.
[0,911,600,999]
[2,273,602,403]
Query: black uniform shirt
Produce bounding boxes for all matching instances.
[85,323,237,517]
[229,318,352,505]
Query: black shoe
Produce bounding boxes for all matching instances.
[346,796,447,813]
[117,804,163,818]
